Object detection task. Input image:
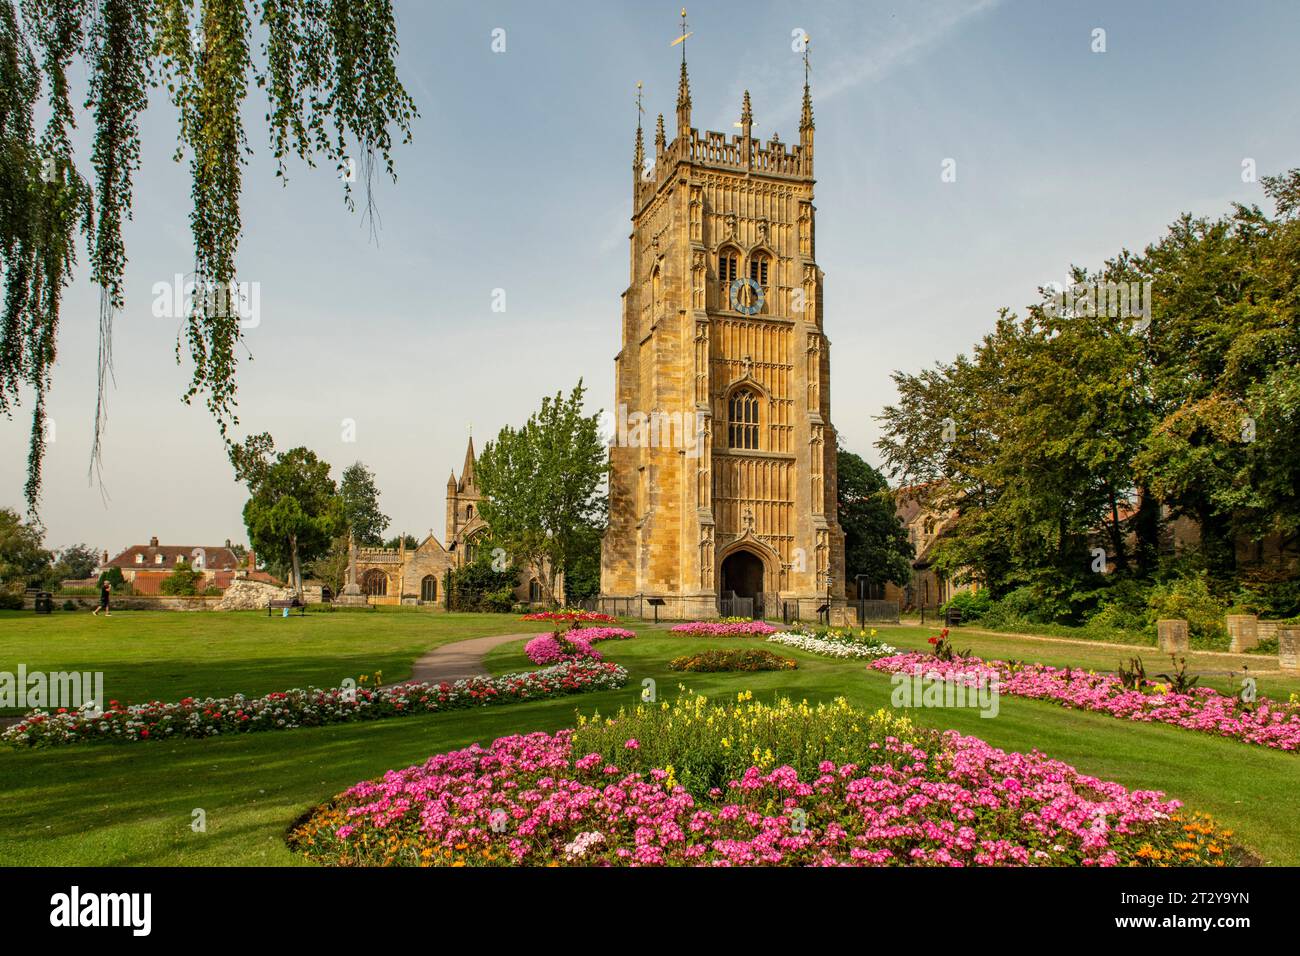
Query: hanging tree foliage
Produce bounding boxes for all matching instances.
[0,0,416,515]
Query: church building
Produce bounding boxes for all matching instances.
[347,437,551,606]
[600,32,846,619]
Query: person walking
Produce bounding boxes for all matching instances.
[92,580,112,617]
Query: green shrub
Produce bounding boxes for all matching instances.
[939,589,992,621]
[1147,572,1228,645]
[1087,578,1153,632]
[0,585,24,610]
[1230,579,1300,619]
[159,561,203,596]
[446,559,519,612]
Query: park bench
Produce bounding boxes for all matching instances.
[944,607,963,627]
[268,596,306,617]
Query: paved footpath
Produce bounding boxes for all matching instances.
[401,632,535,685]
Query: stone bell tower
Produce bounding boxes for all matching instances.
[600,26,845,617]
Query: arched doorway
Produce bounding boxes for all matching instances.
[720,549,764,600]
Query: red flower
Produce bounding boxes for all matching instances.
[927,637,938,645]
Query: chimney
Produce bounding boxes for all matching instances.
[247,551,256,571]
[102,550,109,565]
[149,536,159,548]
[225,538,232,549]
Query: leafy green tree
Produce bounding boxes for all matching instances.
[877,167,1300,616]
[446,555,519,612]
[52,542,99,580]
[382,532,418,550]
[0,506,51,586]
[339,461,388,546]
[562,521,604,602]
[306,535,349,593]
[475,380,606,604]
[0,0,417,515]
[836,450,912,593]
[231,434,342,594]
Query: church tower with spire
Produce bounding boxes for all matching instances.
[600,24,844,617]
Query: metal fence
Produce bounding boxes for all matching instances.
[781,598,900,626]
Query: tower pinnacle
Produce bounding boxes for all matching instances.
[633,81,645,181]
[673,8,692,136]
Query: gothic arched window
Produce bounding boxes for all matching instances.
[528,579,542,603]
[362,569,388,597]
[420,575,437,603]
[728,388,760,450]
[466,504,473,521]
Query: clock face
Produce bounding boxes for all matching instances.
[729,276,764,315]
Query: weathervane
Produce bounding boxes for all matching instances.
[671,7,692,59]
[635,80,644,129]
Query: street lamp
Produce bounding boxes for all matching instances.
[820,568,834,625]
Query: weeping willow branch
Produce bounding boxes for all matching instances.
[86,0,150,480]
[0,0,417,516]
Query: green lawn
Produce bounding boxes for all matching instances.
[1,614,1297,866]
[0,608,552,715]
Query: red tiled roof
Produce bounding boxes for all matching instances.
[105,544,240,571]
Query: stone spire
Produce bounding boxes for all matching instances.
[655,112,666,157]
[633,81,645,186]
[460,435,476,488]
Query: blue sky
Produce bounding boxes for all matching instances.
[4,0,1299,554]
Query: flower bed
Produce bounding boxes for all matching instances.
[289,692,1242,867]
[870,652,1300,753]
[520,609,616,624]
[669,620,777,637]
[767,626,897,660]
[523,626,636,665]
[1,661,629,749]
[668,648,797,672]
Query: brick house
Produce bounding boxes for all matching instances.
[98,537,256,595]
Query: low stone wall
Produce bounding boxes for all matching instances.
[28,593,221,612]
